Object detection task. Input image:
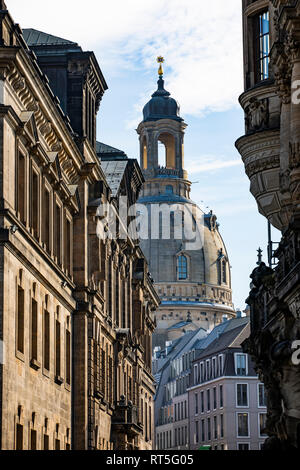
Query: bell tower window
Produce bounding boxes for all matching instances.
[178,255,188,280]
[158,133,176,169]
[142,136,148,170]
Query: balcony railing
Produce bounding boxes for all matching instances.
[112,396,143,438]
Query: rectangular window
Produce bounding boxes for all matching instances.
[201,391,204,413]
[66,329,71,385]
[43,310,50,371]
[195,421,199,443]
[214,416,217,439]
[178,255,188,280]
[17,286,25,354]
[55,439,60,450]
[235,354,247,376]
[17,153,26,224]
[207,389,210,412]
[238,443,250,450]
[64,218,71,275]
[43,434,49,450]
[43,188,50,251]
[220,414,224,438]
[55,204,61,265]
[206,360,210,380]
[32,171,39,239]
[237,413,249,437]
[219,385,223,408]
[218,355,224,375]
[258,383,266,407]
[237,384,248,407]
[201,419,205,442]
[200,363,204,382]
[255,11,270,82]
[213,387,217,409]
[195,393,198,415]
[55,319,61,378]
[31,298,38,361]
[207,418,211,441]
[212,357,216,378]
[16,424,23,450]
[31,429,37,450]
[259,413,267,436]
[194,364,198,384]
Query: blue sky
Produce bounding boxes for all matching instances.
[9,0,279,309]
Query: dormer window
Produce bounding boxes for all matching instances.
[235,353,247,376]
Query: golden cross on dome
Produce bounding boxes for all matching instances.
[157,56,164,76]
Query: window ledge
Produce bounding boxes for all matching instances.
[30,358,41,371]
[55,375,64,385]
[16,350,25,363]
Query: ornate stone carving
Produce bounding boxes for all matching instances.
[246,98,269,131]
[12,77,25,92]
[52,141,63,152]
[40,121,52,137]
[289,142,300,169]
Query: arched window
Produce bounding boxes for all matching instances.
[222,260,227,284]
[178,255,188,280]
[158,133,176,168]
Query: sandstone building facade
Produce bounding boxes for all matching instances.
[137,65,235,350]
[236,0,300,450]
[0,1,159,450]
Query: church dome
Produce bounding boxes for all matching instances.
[143,76,183,122]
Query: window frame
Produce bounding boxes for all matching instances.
[258,412,267,437]
[257,383,267,408]
[236,412,250,438]
[236,383,249,408]
[234,353,248,376]
[254,9,270,83]
[177,254,188,281]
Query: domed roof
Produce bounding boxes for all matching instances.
[139,203,231,290]
[143,76,183,122]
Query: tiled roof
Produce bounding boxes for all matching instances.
[195,322,249,360]
[101,160,128,197]
[23,28,79,47]
[96,141,127,159]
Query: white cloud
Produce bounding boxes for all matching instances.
[186,155,242,174]
[8,0,243,119]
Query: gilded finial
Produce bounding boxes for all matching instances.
[157,56,164,77]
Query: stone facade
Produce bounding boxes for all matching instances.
[0,2,159,450]
[236,0,300,450]
[137,71,235,350]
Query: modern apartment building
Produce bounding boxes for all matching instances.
[188,319,267,450]
[154,315,266,450]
